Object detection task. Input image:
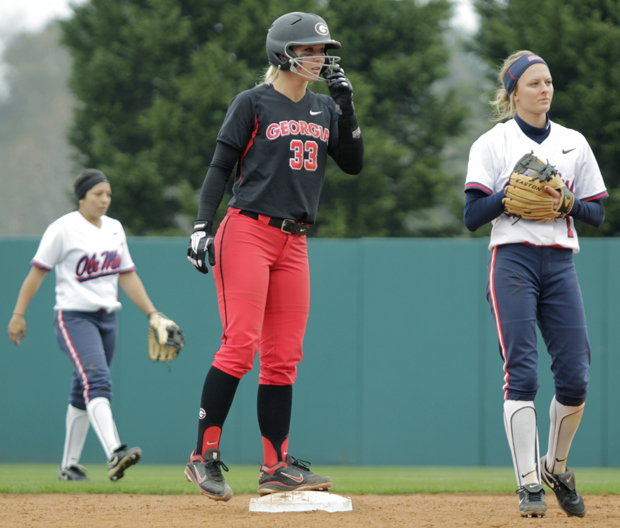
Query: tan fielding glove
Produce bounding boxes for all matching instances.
[148,312,184,361]
[503,152,574,222]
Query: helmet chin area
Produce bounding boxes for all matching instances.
[287,54,340,82]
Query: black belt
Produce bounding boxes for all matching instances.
[239,210,310,236]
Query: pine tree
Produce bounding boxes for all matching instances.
[62,0,465,236]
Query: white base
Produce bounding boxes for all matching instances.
[249,491,353,513]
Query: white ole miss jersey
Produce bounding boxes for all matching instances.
[31,211,136,312]
[465,119,608,253]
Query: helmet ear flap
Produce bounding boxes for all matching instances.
[273,51,292,71]
[281,45,295,72]
[269,46,293,71]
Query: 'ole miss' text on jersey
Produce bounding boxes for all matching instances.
[31,211,136,312]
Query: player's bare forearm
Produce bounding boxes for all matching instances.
[12,266,48,315]
[8,266,48,345]
[118,272,156,316]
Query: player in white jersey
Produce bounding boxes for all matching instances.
[464,51,607,518]
[8,169,163,481]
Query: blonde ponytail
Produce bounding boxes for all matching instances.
[489,50,534,121]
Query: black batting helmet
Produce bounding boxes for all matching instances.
[266,12,341,72]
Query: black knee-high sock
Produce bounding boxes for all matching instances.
[196,366,240,455]
[257,384,292,465]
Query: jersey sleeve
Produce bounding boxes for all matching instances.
[31,220,64,271]
[326,96,364,175]
[196,141,241,221]
[326,101,339,153]
[573,134,608,202]
[117,223,136,274]
[216,91,256,152]
[465,129,503,195]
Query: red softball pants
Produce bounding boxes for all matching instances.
[211,207,310,385]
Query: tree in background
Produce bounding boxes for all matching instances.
[473,0,620,236]
[315,0,467,236]
[0,23,74,235]
[61,0,466,236]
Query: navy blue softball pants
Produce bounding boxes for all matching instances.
[53,310,118,409]
[487,243,590,406]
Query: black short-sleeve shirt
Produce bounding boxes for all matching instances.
[217,83,340,223]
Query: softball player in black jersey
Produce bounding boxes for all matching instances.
[185,12,363,501]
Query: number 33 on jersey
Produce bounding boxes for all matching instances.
[266,120,329,171]
[215,83,340,224]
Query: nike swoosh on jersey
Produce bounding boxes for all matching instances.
[309,110,322,115]
[562,148,576,154]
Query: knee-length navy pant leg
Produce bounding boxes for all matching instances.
[53,310,118,409]
[487,243,590,406]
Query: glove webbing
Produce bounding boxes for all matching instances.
[512,152,558,182]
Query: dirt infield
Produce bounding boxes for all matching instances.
[2,493,620,527]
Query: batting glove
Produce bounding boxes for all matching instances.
[323,65,354,114]
[187,221,215,274]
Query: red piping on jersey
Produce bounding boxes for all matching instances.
[464,182,492,195]
[234,115,259,189]
[31,260,52,272]
[521,242,571,249]
[566,216,574,238]
[488,247,511,398]
[583,191,608,202]
[57,310,91,403]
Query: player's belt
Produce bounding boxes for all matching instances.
[239,210,310,236]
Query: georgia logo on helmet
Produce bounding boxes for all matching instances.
[315,22,329,36]
[266,12,341,75]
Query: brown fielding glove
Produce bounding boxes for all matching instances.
[148,312,184,361]
[503,152,574,222]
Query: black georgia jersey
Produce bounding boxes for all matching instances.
[217,83,340,224]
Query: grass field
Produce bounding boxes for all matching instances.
[1,464,619,495]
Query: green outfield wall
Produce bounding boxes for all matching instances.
[1,237,618,467]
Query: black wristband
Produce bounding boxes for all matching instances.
[194,220,213,233]
[338,102,355,118]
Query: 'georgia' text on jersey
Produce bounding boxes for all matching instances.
[217,84,340,223]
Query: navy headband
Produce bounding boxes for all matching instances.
[504,54,547,95]
[75,171,109,200]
